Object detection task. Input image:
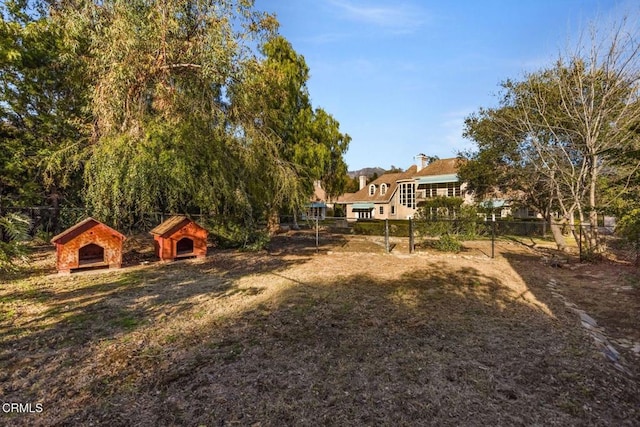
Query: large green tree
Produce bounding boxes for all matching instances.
[2,0,351,243]
[0,0,88,231]
[230,36,350,213]
[461,18,640,252]
[56,0,316,233]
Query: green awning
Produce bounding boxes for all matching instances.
[416,174,459,185]
[352,203,374,210]
[479,199,508,209]
[309,202,326,208]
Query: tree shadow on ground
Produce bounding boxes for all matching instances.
[268,231,349,255]
[0,250,312,426]
[502,249,640,378]
[8,257,637,426]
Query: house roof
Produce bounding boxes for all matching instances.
[51,217,125,245]
[413,158,462,177]
[150,215,203,237]
[337,165,418,204]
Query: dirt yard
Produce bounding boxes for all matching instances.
[1,232,639,426]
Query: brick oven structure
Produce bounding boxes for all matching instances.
[150,216,208,261]
[51,217,126,273]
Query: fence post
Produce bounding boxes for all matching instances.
[578,225,584,262]
[491,219,495,259]
[385,219,390,253]
[315,215,319,252]
[409,218,414,254]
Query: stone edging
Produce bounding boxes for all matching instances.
[546,278,635,377]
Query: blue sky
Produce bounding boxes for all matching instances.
[255,0,632,171]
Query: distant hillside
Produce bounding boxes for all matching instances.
[347,167,386,179]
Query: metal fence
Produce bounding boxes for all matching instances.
[285,216,637,262]
[4,207,637,263]
[282,216,525,257]
[573,223,636,263]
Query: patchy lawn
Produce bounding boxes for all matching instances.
[1,233,639,426]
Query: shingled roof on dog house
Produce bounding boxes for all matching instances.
[51,217,126,274]
[150,215,208,261]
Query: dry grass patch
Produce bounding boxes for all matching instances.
[1,236,639,426]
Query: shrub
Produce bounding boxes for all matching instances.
[616,209,640,242]
[428,233,462,253]
[414,204,481,239]
[352,221,380,236]
[208,220,270,251]
[417,196,464,217]
[351,220,410,237]
[0,213,32,271]
[616,209,640,265]
[417,219,453,238]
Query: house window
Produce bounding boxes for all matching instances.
[369,184,376,196]
[391,205,396,215]
[380,184,387,196]
[357,210,372,219]
[446,182,461,197]
[399,183,415,208]
[379,206,384,215]
[425,182,461,197]
[425,184,435,198]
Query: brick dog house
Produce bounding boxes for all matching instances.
[150,215,208,261]
[51,217,126,273]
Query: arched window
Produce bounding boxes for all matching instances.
[369,184,376,196]
[380,183,387,196]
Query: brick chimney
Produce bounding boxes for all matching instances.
[359,175,367,190]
